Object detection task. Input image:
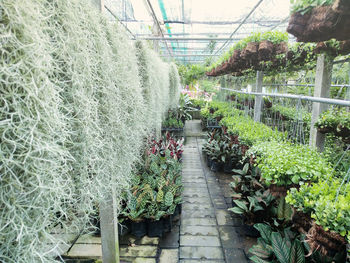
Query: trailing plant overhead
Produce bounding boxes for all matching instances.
[0,1,180,262]
[206,30,350,78]
[288,0,350,42]
[206,31,320,77]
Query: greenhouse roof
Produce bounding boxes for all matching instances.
[104,0,291,64]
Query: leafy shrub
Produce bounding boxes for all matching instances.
[249,140,333,186]
[190,98,206,109]
[286,178,350,242]
[162,117,184,129]
[315,108,350,136]
[221,115,286,146]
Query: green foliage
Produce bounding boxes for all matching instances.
[207,31,288,71]
[177,93,195,120]
[249,140,333,186]
[221,115,286,146]
[190,98,207,109]
[286,178,350,242]
[162,117,184,128]
[122,142,183,222]
[270,105,311,124]
[315,108,350,135]
[178,64,206,85]
[198,79,218,93]
[290,0,334,14]
[249,224,306,263]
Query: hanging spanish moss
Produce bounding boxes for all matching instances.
[0,0,179,262]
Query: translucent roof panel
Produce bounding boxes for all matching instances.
[108,0,291,64]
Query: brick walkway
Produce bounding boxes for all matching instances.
[178,120,248,263]
[61,120,252,263]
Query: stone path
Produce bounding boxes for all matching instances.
[179,120,248,263]
[60,120,252,263]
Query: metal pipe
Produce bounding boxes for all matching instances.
[136,37,241,41]
[263,83,350,88]
[220,87,350,106]
[144,0,172,57]
[120,19,282,25]
[136,32,250,36]
[163,19,282,25]
[160,54,219,57]
[334,58,350,64]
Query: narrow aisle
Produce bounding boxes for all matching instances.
[179,120,248,263]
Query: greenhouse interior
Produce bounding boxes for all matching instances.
[1,0,350,262]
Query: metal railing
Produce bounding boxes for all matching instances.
[220,87,350,107]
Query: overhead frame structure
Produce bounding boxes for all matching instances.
[104,0,291,64]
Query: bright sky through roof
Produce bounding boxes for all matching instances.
[125,0,291,63]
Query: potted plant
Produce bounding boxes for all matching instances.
[286,178,349,257]
[123,193,148,238]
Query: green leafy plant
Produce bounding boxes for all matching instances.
[290,0,334,14]
[162,117,184,129]
[315,108,350,140]
[270,105,311,124]
[177,93,196,121]
[207,31,288,71]
[121,134,184,222]
[249,224,306,263]
[249,140,333,186]
[286,177,350,242]
[220,114,286,146]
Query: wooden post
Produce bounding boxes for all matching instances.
[100,193,120,263]
[254,71,264,122]
[309,54,333,151]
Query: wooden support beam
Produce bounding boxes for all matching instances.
[254,71,264,122]
[309,54,333,151]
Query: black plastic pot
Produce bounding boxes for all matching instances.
[242,224,260,238]
[223,160,233,173]
[147,219,164,237]
[174,203,182,216]
[163,215,172,233]
[206,154,212,168]
[131,221,147,238]
[210,161,222,172]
